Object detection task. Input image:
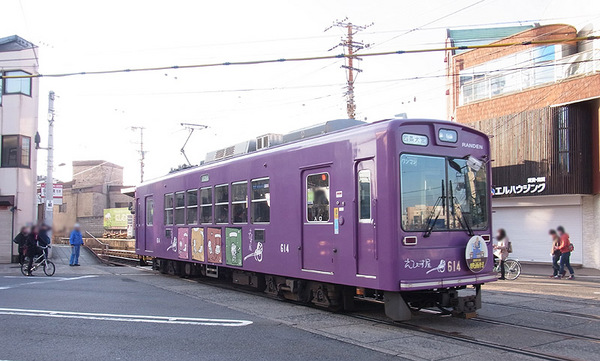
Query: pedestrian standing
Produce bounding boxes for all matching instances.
[494,229,509,280]
[549,229,561,278]
[556,226,575,279]
[13,226,30,265]
[69,223,83,267]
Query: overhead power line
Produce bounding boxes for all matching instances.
[2,35,599,80]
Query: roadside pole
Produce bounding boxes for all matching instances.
[45,91,55,246]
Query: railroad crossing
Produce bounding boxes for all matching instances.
[0,245,598,361]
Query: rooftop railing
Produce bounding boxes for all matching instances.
[459,49,600,106]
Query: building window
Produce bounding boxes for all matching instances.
[557,107,570,174]
[186,189,198,224]
[175,191,185,225]
[307,173,330,222]
[146,198,154,226]
[59,203,67,213]
[251,178,270,223]
[231,181,248,224]
[200,187,212,224]
[4,70,32,96]
[215,184,229,224]
[1,135,30,168]
[115,202,129,208]
[164,193,174,225]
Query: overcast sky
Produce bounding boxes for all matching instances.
[2,0,598,184]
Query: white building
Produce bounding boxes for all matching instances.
[0,35,39,263]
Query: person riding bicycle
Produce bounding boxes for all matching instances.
[493,229,509,280]
[24,226,39,276]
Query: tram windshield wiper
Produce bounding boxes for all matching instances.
[423,180,445,238]
[449,180,474,237]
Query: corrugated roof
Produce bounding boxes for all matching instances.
[0,35,35,53]
[447,25,534,54]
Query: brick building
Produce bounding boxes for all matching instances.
[446,23,600,269]
[52,160,134,237]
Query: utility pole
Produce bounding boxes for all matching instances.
[44,91,55,239]
[326,18,373,119]
[131,126,146,183]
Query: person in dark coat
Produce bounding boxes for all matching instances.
[12,226,29,265]
[25,226,40,276]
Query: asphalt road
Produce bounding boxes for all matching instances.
[0,246,598,361]
[0,247,400,361]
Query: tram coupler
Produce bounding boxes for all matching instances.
[449,285,481,318]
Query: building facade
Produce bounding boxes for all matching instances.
[446,24,600,268]
[52,160,134,237]
[0,35,39,263]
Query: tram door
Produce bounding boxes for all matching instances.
[136,198,142,252]
[144,196,154,252]
[302,168,335,273]
[356,160,377,277]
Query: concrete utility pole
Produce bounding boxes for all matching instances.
[131,126,146,183]
[326,18,373,119]
[44,91,55,239]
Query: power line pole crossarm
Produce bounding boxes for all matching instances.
[326,18,373,119]
[131,126,146,183]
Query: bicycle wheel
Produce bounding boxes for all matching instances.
[20,260,29,276]
[504,259,521,280]
[43,261,56,276]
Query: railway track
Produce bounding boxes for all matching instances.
[472,317,600,342]
[136,266,593,361]
[350,313,586,361]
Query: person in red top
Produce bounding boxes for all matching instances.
[556,226,575,279]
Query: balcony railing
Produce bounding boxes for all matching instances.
[459,49,600,106]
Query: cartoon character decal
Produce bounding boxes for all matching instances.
[207,227,222,264]
[226,228,242,267]
[177,228,189,259]
[191,228,205,262]
[166,233,177,253]
[465,235,488,273]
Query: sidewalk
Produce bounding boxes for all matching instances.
[520,262,600,279]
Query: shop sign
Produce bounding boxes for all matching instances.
[492,177,546,196]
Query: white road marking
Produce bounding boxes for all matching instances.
[0,275,98,290]
[0,308,253,327]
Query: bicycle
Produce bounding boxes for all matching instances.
[21,245,55,277]
[493,258,521,280]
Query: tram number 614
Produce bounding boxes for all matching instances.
[447,260,461,272]
[280,243,290,253]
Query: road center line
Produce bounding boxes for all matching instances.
[0,275,98,290]
[0,308,253,327]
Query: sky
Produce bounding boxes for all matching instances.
[2,0,599,185]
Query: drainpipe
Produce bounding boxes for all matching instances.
[10,205,16,263]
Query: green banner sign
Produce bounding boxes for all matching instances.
[103,208,131,229]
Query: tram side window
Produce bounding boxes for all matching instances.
[215,184,229,224]
[358,170,371,220]
[307,173,330,222]
[146,198,154,226]
[164,193,174,225]
[251,178,270,223]
[232,181,248,224]
[175,192,185,225]
[200,187,213,224]
[186,189,198,224]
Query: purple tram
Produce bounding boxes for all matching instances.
[134,118,495,320]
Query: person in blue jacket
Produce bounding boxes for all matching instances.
[69,223,84,266]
